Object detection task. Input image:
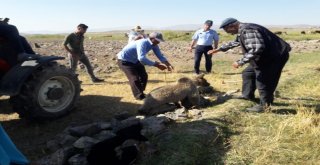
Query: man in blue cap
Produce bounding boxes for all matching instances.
[188,20,219,74]
[209,18,291,112]
[117,32,174,100]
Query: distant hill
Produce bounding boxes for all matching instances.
[90,24,319,32]
[21,24,320,34]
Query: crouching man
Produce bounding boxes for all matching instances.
[117,32,174,100]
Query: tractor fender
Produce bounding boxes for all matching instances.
[0,56,65,96]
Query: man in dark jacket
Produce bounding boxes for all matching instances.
[216,18,291,112]
[0,18,36,68]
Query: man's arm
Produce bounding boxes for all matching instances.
[235,29,265,67]
[137,41,158,66]
[62,35,74,55]
[208,41,240,55]
[188,39,197,52]
[152,46,174,71]
[188,31,199,52]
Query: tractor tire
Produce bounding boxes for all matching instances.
[9,63,81,120]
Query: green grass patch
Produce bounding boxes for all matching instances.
[25,29,320,42]
[139,120,227,165]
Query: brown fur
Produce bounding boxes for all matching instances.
[139,74,210,113]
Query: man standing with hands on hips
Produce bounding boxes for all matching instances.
[117,32,174,100]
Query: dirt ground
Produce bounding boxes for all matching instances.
[29,39,319,74]
[0,38,319,163]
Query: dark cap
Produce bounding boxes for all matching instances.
[205,20,213,26]
[77,23,88,29]
[3,18,9,23]
[149,32,165,42]
[220,18,238,28]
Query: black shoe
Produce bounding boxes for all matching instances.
[135,94,146,100]
[232,95,254,101]
[92,77,104,83]
[206,71,214,74]
[245,104,265,113]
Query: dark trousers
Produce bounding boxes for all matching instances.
[117,60,148,99]
[194,45,213,74]
[254,53,289,105]
[68,53,96,80]
[242,65,256,99]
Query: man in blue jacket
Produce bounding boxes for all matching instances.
[117,32,174,100]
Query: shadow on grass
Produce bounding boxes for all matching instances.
[0,94,141,163]
[98,79,174,85]
[271,108,297,115]
[221,72,242,75]
[139,118,239,165]
[278,96,320,102]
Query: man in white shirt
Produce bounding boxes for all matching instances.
[127,25,147,43]
[188,20,219,74]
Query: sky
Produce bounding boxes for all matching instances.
[2,0,320,33]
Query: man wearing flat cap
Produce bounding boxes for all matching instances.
[188,20,219,74]
[210,18,291,112]
[117,32,174,100]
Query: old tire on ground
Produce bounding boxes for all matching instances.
[9,63,81,120]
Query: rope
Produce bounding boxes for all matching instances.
[164,70,167,84]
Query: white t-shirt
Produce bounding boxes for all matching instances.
[127,30,147,43]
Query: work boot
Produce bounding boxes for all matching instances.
[245,104,265,113]
[135,93,146,100]
[91,77,104,83]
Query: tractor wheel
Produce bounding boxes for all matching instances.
[10,63,81,120]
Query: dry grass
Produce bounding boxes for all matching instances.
[1,47,320,164]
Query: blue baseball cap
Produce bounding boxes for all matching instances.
[149,32,165,42]
[220,18,238,28]
[205,20,213,26]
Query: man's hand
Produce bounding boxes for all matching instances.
[232,62,240,68]
[207,49,220,55]
[187,46,194,53]
[167,65,174,71]
[163,61,174,71]
[154,62,167,70]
